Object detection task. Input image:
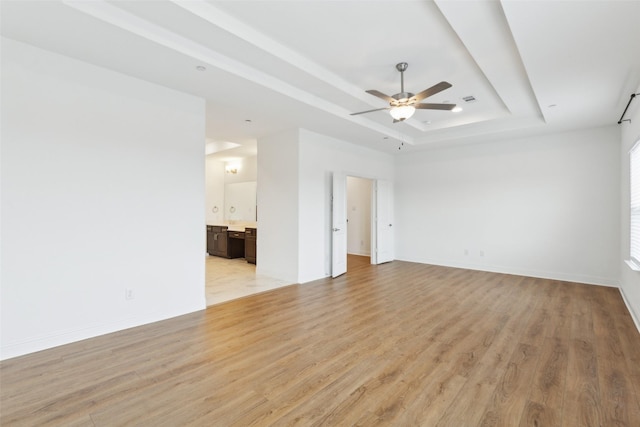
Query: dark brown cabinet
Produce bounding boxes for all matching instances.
[227,230,245,259]
[206,225,228,257]
[207,225,257,263]
[245,228,256,264]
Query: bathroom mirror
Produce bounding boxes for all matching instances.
[224,181,257,221]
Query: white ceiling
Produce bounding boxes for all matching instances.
[2,0,639,155]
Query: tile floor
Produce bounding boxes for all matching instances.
[205,255,292,306]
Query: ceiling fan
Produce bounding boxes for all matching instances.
[351,62,456,122]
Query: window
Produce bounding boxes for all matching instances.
[630,139,640,267]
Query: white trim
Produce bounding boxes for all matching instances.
[619,287,640,335]
[0,305,203,361]
[629,136,640,264]
[347,251,372,257]
[395,255,619,287]
[625,259,640,271]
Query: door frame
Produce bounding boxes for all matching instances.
[331,171,393,275]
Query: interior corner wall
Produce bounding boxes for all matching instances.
[0,38,206,360]
[347,176,372,256]
[298,129,394,283]
[395,125,620,286]
[619,87,640,328]
[256,130,300,283]
[205,157,225,225]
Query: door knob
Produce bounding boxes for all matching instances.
[333,228,340,232]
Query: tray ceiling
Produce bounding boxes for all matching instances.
[2,0,639,154]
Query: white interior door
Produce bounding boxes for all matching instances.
[332,172,347,277]
[375,179,394,264]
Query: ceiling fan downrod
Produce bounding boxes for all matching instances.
[393,62,414,101]
[396,62,408,94]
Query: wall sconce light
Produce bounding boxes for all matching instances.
[225,162,240,174]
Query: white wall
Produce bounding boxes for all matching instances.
[1,38,206,360]
[620,87,640,328]
[395,126,620,286]
[256,130,300,283]
[205,157,225,225]
[347,176,372,256]
[298,129,394,283]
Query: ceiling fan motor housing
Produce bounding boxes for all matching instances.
[395,62,409,72]
[392,92,415,104]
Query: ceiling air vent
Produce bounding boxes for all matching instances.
[462,95,476,103]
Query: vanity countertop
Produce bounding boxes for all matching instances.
[207,224,256,232]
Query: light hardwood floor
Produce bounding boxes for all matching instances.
[2,255,639,426]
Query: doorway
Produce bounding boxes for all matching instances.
[346,176,373,268]
[204,152,290,306]
[332,173,394,277]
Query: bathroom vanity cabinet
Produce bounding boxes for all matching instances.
[227,230,245,259]
[245,228,257,264]
[206,225,228,258]
[207,225,256,264]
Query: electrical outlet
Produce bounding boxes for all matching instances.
[464,249,469,256]
[480,250,485,257]
[125,288,134,300]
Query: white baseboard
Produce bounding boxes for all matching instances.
[394,255,618,288]
[0,304,204,361]
[619,287,640,335]
[347,251,371,257]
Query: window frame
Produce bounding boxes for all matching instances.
[629,137,640,269]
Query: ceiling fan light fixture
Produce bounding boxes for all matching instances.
[390,105,415,121]
[351,62,454,120]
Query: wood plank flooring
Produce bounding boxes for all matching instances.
[2,255,640,426]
